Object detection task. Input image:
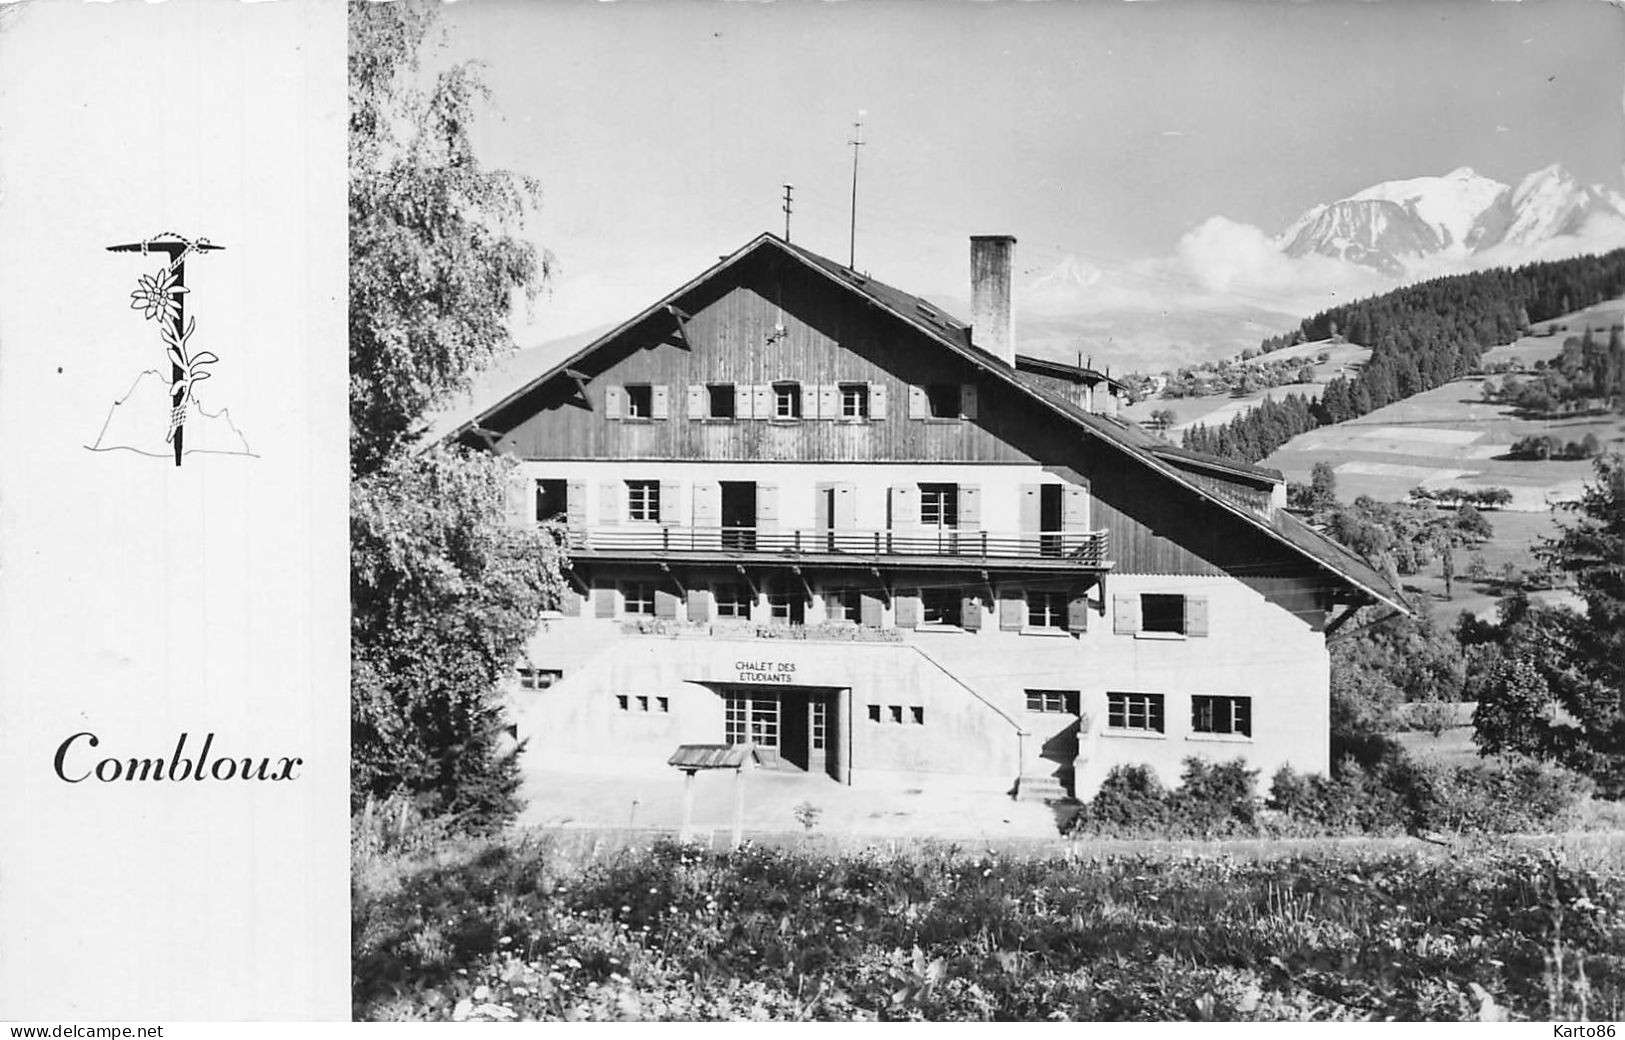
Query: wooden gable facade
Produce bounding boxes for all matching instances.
[460,234,1395,613]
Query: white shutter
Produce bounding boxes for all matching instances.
[751,384,773,419]
[604,385,624,419]
[817,384,839,419]
[651,385,670,419]
[598,482,621,525]
[869,383,888,419]
[1063,483,1089,531]
[959,384,979,420]
[1112,594,1139,634]
[958,485,981,531]
[686,384,705,418]
[757,483,780,535]
[908,385,928,418]
[1185,596,1209,637]
[659,481,681,524]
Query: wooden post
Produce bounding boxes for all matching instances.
[731,766,745,850]
[680,769,697,841]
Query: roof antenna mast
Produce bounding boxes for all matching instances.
[847,112,865,269]
[782,183,794,242]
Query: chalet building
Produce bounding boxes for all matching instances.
[452,232,1404,802]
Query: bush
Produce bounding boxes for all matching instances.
[1166,758,1260,837]
[1073,764,1167,834]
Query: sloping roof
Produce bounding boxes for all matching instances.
[448,232,1408,614]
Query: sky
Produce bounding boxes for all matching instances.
[428,0,1625,343]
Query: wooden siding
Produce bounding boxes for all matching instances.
[483,249,1336,591]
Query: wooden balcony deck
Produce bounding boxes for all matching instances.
[564,526,1112,571]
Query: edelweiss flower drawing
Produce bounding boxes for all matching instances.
[129,266,189,325]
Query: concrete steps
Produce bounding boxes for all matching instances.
[1015,774,1070,803]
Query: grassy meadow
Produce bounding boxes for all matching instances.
[354,826,1625,1022]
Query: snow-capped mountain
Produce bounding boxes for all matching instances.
[1278,164,1625,274]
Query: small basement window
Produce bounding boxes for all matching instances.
[1025,689,1076,714]
[707,383,736,419]
[888,705,904,724]
[1141,594,1186,634]
[867,704,882,723]
[624,384,653,418]
[910,706,925,725]
[517,667,563,691]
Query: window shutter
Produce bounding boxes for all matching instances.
[598,481,621,525]
[834,483,858,529]
[651,385,670,419]
[959,384,979,420]
[504,475,528,526]
[1063,483,1090,530]
[817,384,838,419]
[751,384,773,419]
[889,484,918,532]
[962,595,982,631]
[687,588,711,623]
[604,385,624,419]
[655,589,679,620]
[687,384,705,418]
[692,481,720,527]
[1067,590,1090,633]
[594,587,616,618]
[659,481,681,524]
[958,485,982,531]
[756,483,779,536]
[860,592,885,628]
[895,592,920,629]
[999,591,1025,631]
[1019,484,1042,548]
[907,384,928,418]
[566,480,588,533]
[1185,595,1209,637]
[813,482,833,532]
[869,382,888,419]
[1112,594,1139,634]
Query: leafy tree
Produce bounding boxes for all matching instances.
[349,1,562,825]
[1473,454,1625,796]
[352,448,565,823]
[350,0,551,476]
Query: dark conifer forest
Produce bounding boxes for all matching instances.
[1183,249,1625,464]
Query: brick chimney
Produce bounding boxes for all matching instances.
[970,235,1016,367]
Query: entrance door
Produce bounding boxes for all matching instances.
[723,686,780,765]
[720,482,756,550]
[1036,690,1082,795]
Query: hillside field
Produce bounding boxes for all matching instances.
[1120,339,1371,435]
[1260,296,1625,618]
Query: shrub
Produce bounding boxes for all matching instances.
[1075,764,1167,833]
[1166,758,1260,837]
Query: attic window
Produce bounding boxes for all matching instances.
[624,384,653,418]
[707,383,736,419]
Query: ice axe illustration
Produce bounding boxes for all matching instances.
[107,233,225,467]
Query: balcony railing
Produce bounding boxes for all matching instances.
[567,525,1110,565]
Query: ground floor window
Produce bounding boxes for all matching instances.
[621,581,656,616]
[725,691,779,747]
[824,586,861,622]
[714,582,751,618]
[1107,691,1165,734]
[1192,694,1251,736]
[517,667,563,690]
[1026,590,1067,630]
[920,587,961,626]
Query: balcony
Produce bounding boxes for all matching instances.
[564,525,1111,570]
